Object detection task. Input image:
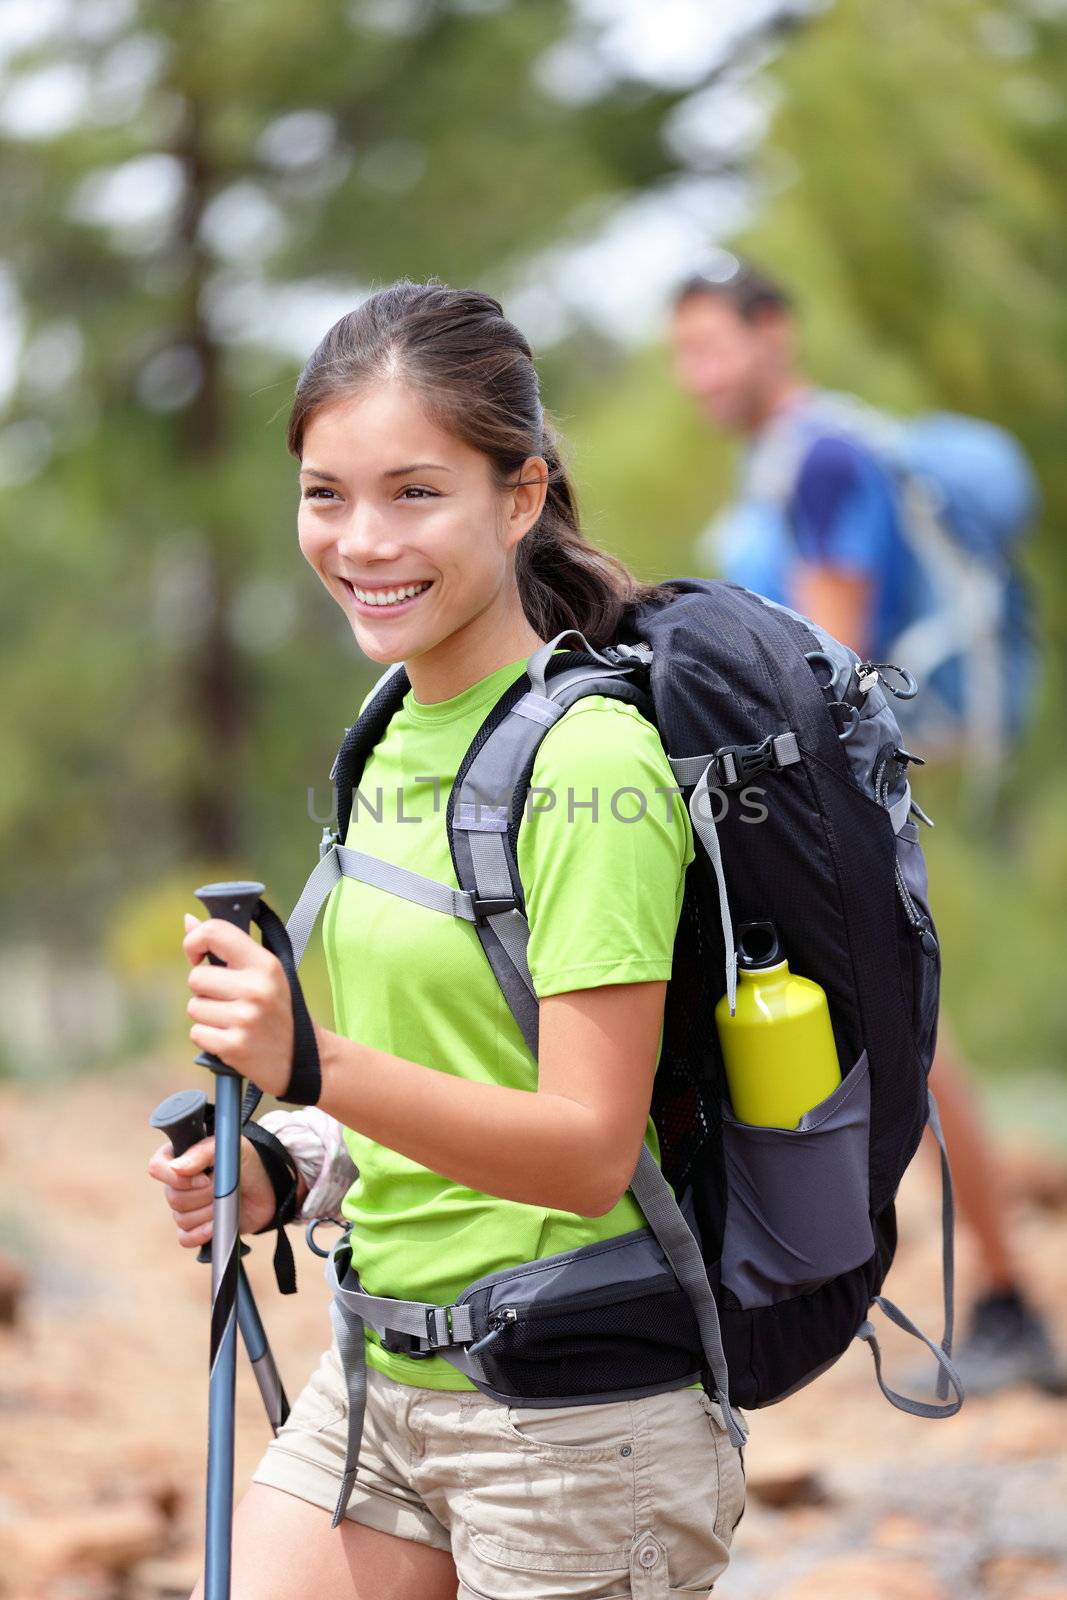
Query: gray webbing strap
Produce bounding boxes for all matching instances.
[328,1294,366,1526]
[543,663,637,700]
[630,1147,748,1448]
[465,825,539,1056]
[286,847,342,967]
[525,629,624,698]
[285,844,484,967]
[669,753,713,788]
[688,761,738,1015]
[855,1085,963,1416]
[668,734,801,791]
[334,844,480,921]
[324,1244,474,1524]
[326,1246,474,1344]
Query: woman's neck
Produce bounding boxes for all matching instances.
[403,604,546,706]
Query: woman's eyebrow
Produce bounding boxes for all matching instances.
[382,461,455,478]
[298,462,456,481]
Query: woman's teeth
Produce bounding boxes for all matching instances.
[350,580,432,608]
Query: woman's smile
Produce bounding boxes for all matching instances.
[341,577,436,614]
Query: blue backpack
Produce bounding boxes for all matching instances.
[704,391,1039,778]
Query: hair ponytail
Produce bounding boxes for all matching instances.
[288,278,673,648]
[515,426,667,647]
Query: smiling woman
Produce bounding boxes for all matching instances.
[148,277,745,1600]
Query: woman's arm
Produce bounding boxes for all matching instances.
[258,1104,357,1220]
[183,904,665,1219]
[315,978,666,1217]
[793,564,872,659]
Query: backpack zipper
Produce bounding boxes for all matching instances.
[876,753,940,958]
[466,1273,681,1357]
[468,1307,518,1356]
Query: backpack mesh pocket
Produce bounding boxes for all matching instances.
[470,1280,702,1400]
[720,1050,875,1311]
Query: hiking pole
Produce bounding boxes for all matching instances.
[149,1088,290,1433]
[188,879,264,1600]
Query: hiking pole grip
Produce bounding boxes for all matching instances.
[191,880,263,1600]
[149,1089,291,1437]
[150,1087,208,1159]
[192,881,266,1078]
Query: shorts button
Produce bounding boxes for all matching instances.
[638,1543,659,1569]
[620,1445,632,1457]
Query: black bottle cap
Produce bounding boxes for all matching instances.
[736,921,784,970]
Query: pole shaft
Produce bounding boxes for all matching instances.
[237,1268,290,1433]
[205,1070,242,1600]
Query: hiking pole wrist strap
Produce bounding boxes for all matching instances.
[222,891,321,1294]
[197,1100,301,1296]
[243,1121,301,1296]
[240,898,323,1112]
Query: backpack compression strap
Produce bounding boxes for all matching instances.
[855,1086,964,1416]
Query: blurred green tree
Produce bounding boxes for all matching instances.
[0,0,774,941]
[571,0,1067,1077]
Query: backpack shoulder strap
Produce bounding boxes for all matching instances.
[447,629,653,1060]
[331,660,411,845]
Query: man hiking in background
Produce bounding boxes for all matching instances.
[668,256,1066,1398]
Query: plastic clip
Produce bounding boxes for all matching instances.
[470,895,517,925]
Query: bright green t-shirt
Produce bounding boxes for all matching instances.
[322,651,695,1388]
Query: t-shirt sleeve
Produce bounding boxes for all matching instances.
[789,435,898,576]
[516,697,696,999]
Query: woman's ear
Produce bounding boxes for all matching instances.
[504,455,549,550]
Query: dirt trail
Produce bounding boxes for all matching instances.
[2,1069,1066,1600]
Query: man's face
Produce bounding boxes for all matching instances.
[669,293,790,435]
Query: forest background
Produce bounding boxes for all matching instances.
[1,0,1064,1111]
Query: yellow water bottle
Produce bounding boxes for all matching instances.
[715,922,842,1128]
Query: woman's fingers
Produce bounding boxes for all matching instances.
[170,1202,215,1235]
[187,995,248,1029]
[171,1198,214,1229]
[169,1134,216,1179]
[176,1219,213,1248]
[147,1135,216,1187]
[187,963,250,998]
[165,1181,213,1215]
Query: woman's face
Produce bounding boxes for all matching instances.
[297,381,545,668]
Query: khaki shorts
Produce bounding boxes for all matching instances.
[252,1338,746,1598]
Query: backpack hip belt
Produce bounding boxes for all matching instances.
[321,1169,734,1527]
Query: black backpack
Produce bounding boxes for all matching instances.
[292,577,962,1469]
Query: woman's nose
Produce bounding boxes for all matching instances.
[336,505,404,564]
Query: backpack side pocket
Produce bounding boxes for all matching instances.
[720,1051,874,1311]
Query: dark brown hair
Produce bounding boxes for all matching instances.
[288,277,671,648]
[672,257,793,322]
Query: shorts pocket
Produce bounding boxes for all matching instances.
[456,1402,635,1597]
[700,1395,745,1544]
[274,1346,347,1437]
[720,1050,874,1310]
[502,1397,635,1462]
